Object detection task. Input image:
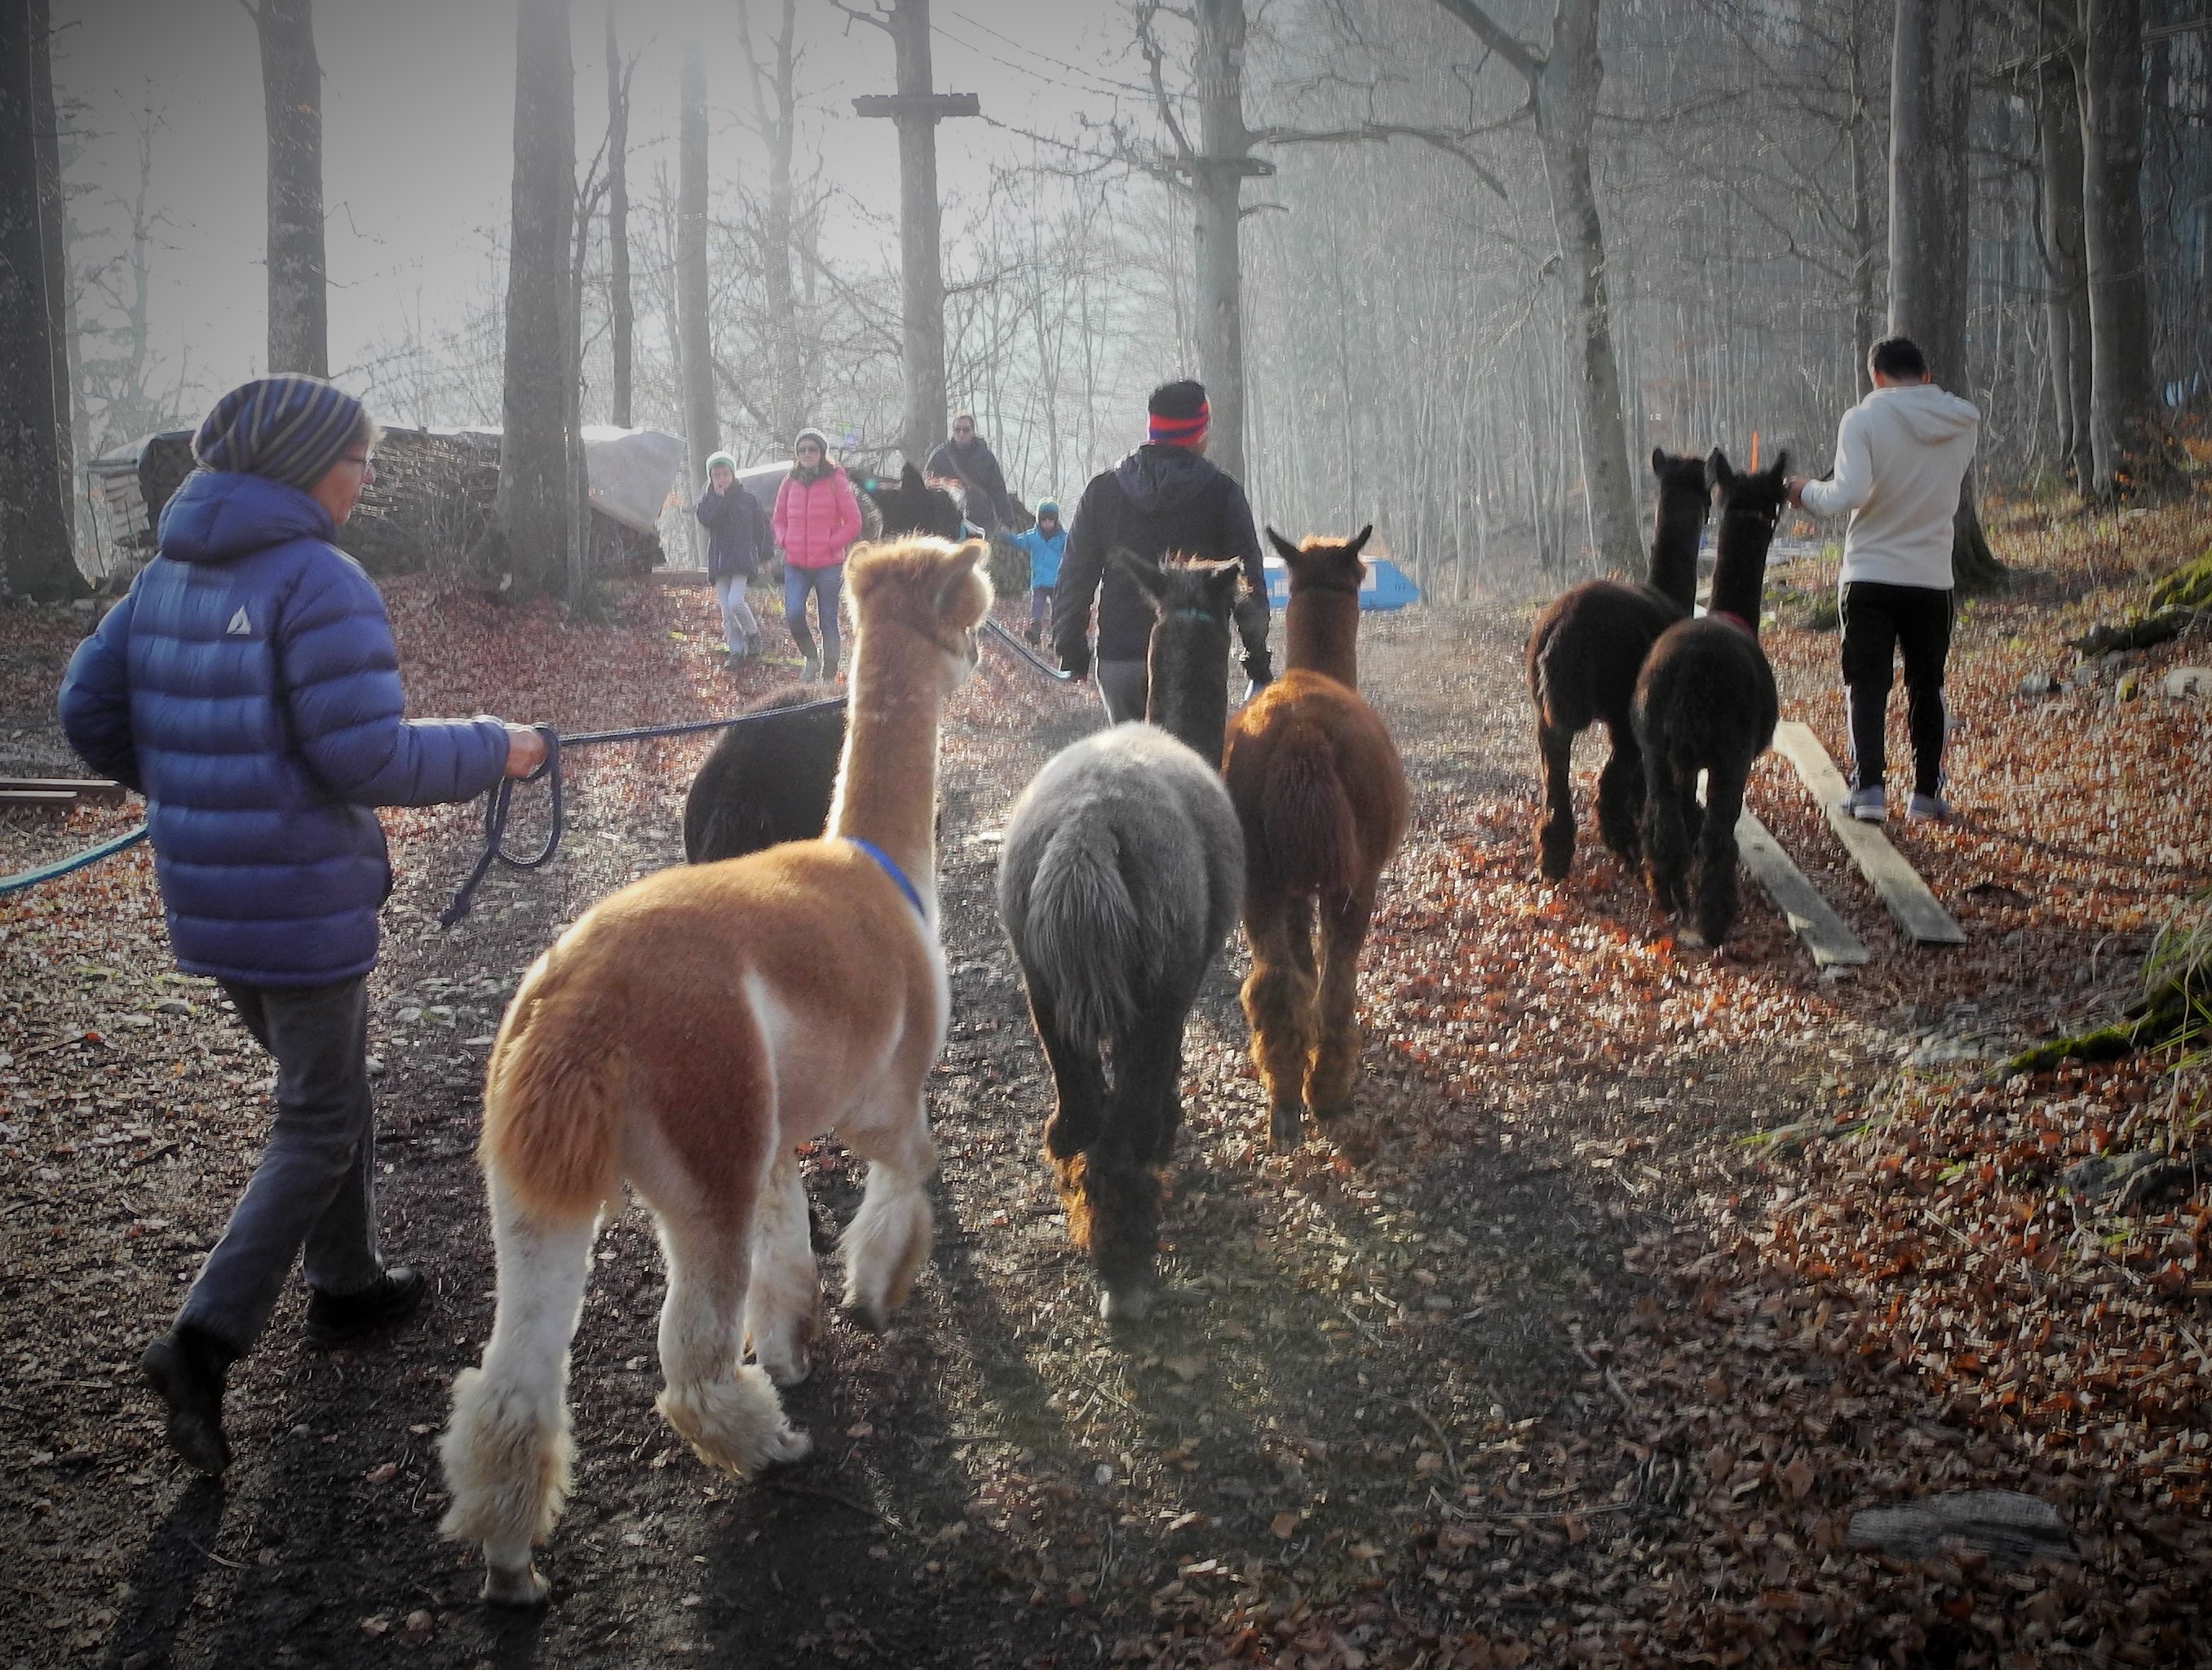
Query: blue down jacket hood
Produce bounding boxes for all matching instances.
[57,469,511,985]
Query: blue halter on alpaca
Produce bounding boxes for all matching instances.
[845,836,927,919]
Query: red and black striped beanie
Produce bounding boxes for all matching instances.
[1148,379,1210,448]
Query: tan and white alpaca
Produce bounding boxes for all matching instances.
[439,535,991,1606]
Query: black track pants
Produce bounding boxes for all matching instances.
[1839,580,1953,798]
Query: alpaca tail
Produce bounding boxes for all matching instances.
[479,950,624,1223]
[1262,720,1360,897]
[1023,820,1143,1051]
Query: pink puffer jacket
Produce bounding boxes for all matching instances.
[772,467,864,570]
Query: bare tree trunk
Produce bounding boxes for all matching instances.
[1887,0,2002,588]
[29,0,71,559]
[0,0,77,600]
[677,42,718,506]
[488,0,576,596]
[887,0,948,467]
[253,0,327,377]
[738,0,803,447]
[604,3,632,428]
[1433,0,1639,575]
[2081,0,2172,498]
[2036,44,2093,488]
[1192,0,1251,481]
[1844,2,1882,400]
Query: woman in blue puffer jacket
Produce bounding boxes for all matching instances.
[58,374,545,1477]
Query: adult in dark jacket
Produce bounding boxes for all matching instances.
[1052,379,1272,724]
[924,412,1024,538]
[696,450,771,668]
[57,374,545,1477]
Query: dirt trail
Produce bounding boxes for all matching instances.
[0,587,2168,1668]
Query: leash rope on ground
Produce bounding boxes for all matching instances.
[981,614,1077,682]
[0,824,151,896]
[438,697,851,928]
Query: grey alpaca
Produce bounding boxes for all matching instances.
[997,554,1247,1324]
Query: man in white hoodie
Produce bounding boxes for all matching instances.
[1786,337,1981,823]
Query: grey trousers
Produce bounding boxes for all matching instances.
[1096,658,1148,725]
[177,977,383,1354]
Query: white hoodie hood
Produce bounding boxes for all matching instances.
[1801,383,1980,588]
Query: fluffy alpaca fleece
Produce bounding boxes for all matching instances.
[683,685,848,864]
[440,534,990,1606]
[1222,529,1408,1150]
[998,556,1246,1322]
[1525,450,1711,879]
[1632,450,1785,948]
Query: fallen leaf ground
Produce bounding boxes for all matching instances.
[2,498,2208,1670]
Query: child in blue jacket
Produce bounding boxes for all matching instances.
[1011,501,1065,645]
[59,375,545,1476]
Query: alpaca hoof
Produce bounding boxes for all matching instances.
[841,1297,890,1336]
[1267,1104,1305,1151]
[1537,845,1572,883]
[759,1424,815,1471]
[483,1560,549,1609]
[1310,1099,1354,1123]
[1099,1282,1154,1325]
[756,1343,812,1389]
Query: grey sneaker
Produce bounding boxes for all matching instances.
[1905,792,1950,823]
[1840,786,1887,824]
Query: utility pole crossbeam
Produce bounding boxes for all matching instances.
[850,0,978,470]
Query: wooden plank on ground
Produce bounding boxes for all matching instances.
[1736,808,1870,968]
[651,567,711,589]
[0,777,126,804]
[0,790,78,809]
[1770,720,1967,946]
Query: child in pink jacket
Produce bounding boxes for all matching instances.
[771,427,864,680]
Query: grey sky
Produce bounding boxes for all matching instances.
[54,0,1152,427]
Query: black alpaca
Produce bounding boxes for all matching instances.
[681,466,963,864]
[1631,449,1786,948]
[1526,450,1712,879]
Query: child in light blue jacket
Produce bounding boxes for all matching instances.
[1010,501,1064,645]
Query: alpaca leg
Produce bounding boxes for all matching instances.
[1595,723,1645,865]
[653,1205,812,1477]
[1240,891,1317,1150]
[1027,981,1105,1163]
[744,1148,821,1388]
[1534,721,1577,879]
[1640,759,1690,918]
[1693,768,1747,948]
[1308,882,1378,1121]
[839,1110,936,1332]
[439,1179,599,1606]
[1087,990,1194,1325]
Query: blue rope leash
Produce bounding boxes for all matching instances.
[437,696,850,928]
[0,823,150,897]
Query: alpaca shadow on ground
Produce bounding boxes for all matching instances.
[104,1475,227,1668]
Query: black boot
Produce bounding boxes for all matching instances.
[305,1265,427,1348]
[142,1323,237,1475]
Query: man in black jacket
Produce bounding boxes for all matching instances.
[1053,379,1271,723]
[924,413,1024,538]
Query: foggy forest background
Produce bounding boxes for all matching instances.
[18,0,2212,604]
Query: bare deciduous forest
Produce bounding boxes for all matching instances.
[2,1,2211,1667]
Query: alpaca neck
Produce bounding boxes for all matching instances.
[828,629,944,897]
[1146,616,1232,761]
[1645,488,1706,613]
[1707,509,1775,634]
[1285,591,1360,687]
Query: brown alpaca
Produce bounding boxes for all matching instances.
[1222,528,1409,1150]
[438,536,992,1606]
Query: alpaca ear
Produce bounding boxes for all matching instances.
[1769,449,1792,481]
[1265,526,1301,565]
[1652,446,1667,476]
[1198,558,1245,609]
[901,462,926,492]
[1708,448,1734,491]
[1344,525,1373,562]
[936,539,990,619]
[1107,546,1168,605]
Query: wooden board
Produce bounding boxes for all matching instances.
[0,777,126,804]
[1735,808,1870,968]
[0,790,77,809]
[1770,720,1967,946]
[649,567,712,589]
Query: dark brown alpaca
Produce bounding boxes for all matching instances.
[1632,449,1786,948]
[1222,527,1409,1150]
[1526,450,1711,879]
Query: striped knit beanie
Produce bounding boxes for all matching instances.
[192,375,367,490]
[1148,379,1209,448]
